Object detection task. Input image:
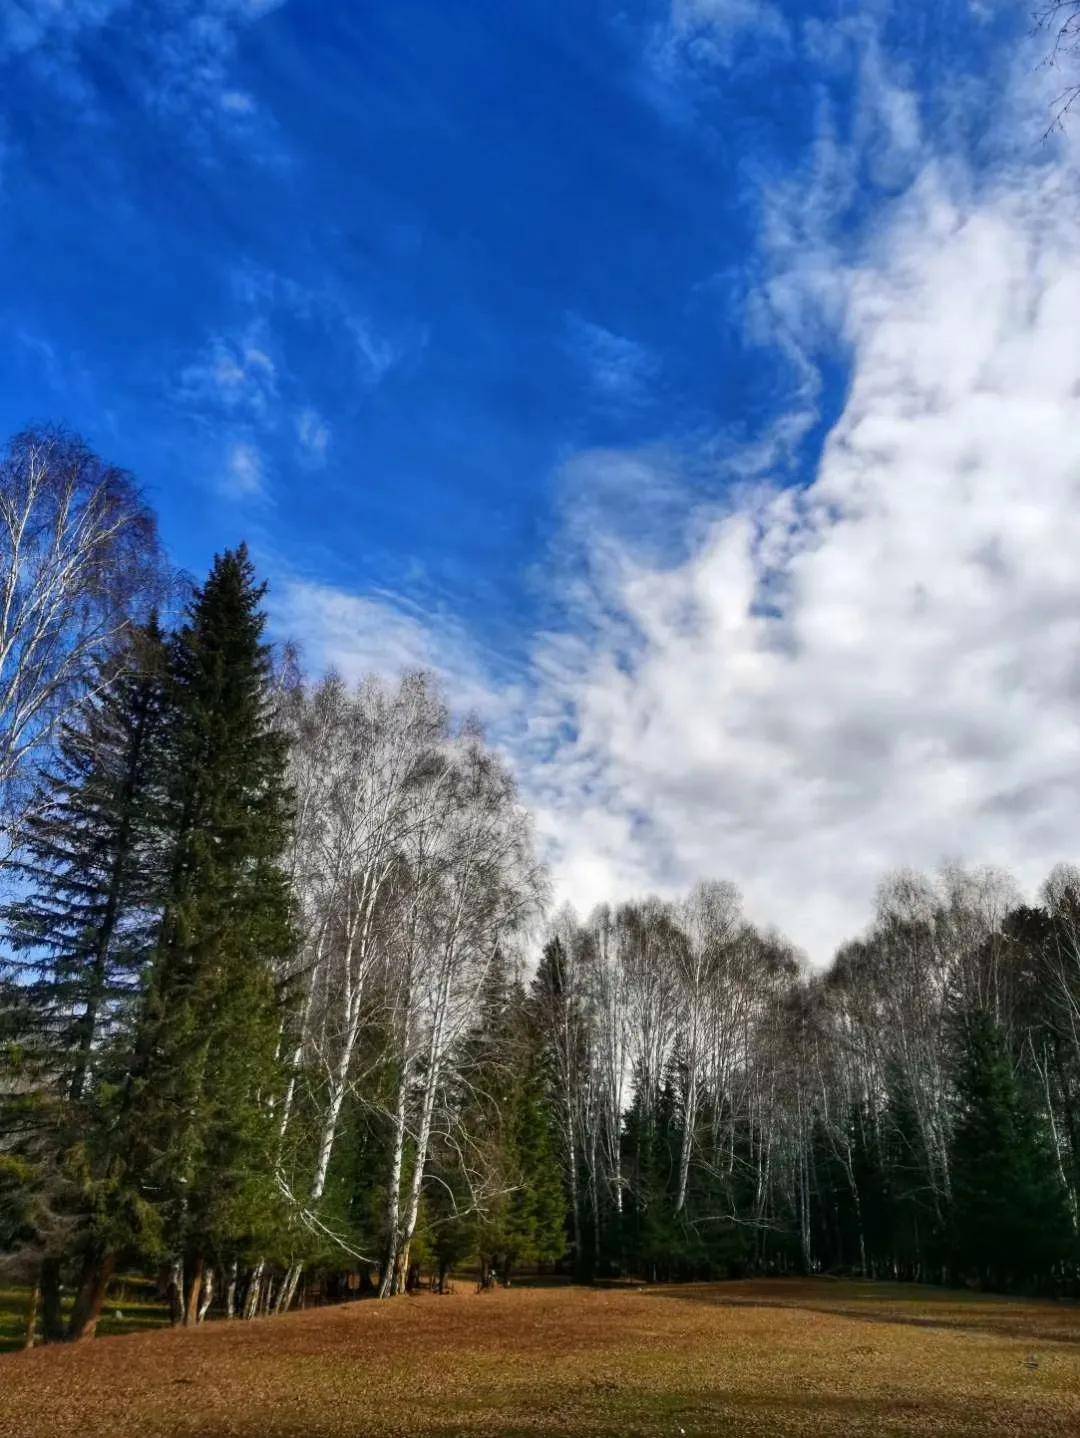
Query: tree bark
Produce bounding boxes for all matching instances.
[276,1264,303,1315]
[22,1281,39,1349]
[183,1255,205,1327]
[167,1258,183,1326]
[243,1260,264,1320]
[40,1255,64,1344]
[67,1250,117,1342]
[378,1046,412,1298]
[196,1265,215,1323]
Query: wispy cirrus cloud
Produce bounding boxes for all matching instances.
[1,0,288,139]
[564,315,660,409]
[177,329,278,417]
[1,1,124,57]
[174,326,280,499]
[346,314,422,387]
[295,407,330,464]
[274,575,514,722]
[173,261,422,501]
[222,438,266,498]
[231,264,427,389]
[643,0,791,110]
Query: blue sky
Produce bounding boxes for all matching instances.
[2,1,1076,958]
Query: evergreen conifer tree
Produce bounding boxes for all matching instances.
[460,959,566,1283]
[3,618,168,1103]
[0,622,169,1340]
[949,1011,1073,1290]
[96,547,295,1331]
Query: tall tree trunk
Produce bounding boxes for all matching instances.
[378,1045,413,1298]
[22,1280,39,1349]
[39,1256,64,1344]
[276,1264,303,1314]
[243,1260,264,1320]
[67,1250,117,1342]
[389,979,450,1296]
[196,1265,215,1323]
[309,1026,357,1204]
[224,1261,238,1319]
[167,1258,183,1326]
[564,1098,582,1274]
[183,1255,205,1327]
[674,1050,698,1214]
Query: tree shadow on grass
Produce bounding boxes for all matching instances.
[642,1281,1080,1348]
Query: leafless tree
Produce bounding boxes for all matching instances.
[380,734,546,1294]
[1035,3,1080,129]
[0,428,162,860]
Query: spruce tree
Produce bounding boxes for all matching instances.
[2,619,168,1103]
[0,622,168,1340]
[949,1012,1073,1290]
[105,547,295,1329]
[623,1076,682,1282]
[497,1035,567,1281]
[458,959,566,1284]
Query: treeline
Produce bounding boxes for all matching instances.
[544,871,1079,1292]
[0,428,559,1341]
[1,427,1078,1348]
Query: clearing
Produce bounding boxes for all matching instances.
[1,1278,1078,1437]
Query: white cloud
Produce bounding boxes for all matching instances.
[526,146,1080,962]
[177,330,278,416]
[212,7,1080,967]
[274,577,512,722]
[295,407,330,462]
[261,40,1080,965]
[223,439,265,497]
[663,0,789,70]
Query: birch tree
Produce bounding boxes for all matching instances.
[380,735,545,1294]
[277,674,448,1252]
[672,881,740,1214]
[0,428,162,861]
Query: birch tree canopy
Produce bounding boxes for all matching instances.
[0,428,163,859]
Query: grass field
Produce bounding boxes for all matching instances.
[0,1277,170,1353]
[1,1278,1078,1437]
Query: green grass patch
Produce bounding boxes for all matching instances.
[0,1275,170,1351]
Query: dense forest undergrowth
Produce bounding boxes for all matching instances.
[2,428,1080,1352]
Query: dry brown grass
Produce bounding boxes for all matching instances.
[2,1278,1079,1437]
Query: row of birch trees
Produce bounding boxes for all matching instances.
[540,867,1080,1292]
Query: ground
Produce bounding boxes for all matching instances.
[0,1277,169,1353]
[1,1279,1079,1437]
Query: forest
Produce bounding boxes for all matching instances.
[1,426,1078,1347]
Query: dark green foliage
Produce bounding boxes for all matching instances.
[458,958,567,1282]
[622,1087,681,1281]
[948,1011,1073,1289]
[109,548,296,1298]
[2,619,168,1104]
[0,624,170,1313]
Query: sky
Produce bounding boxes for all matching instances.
[1,0,1078,961]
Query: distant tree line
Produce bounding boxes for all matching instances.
[543,870,1078,1294]
[0,427,1077,1348]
